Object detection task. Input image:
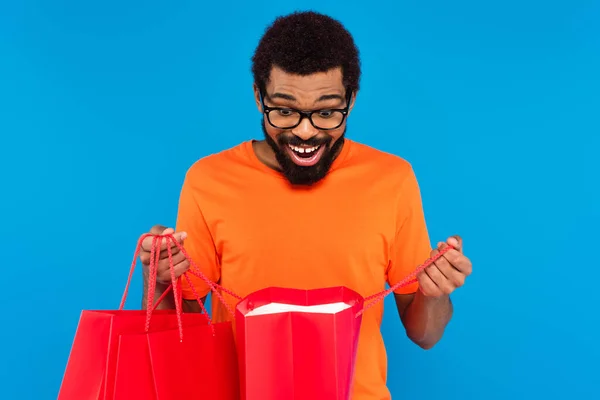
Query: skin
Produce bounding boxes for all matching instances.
[139,66,473,348]
[140,226,202,312]
[394,236,472,349]
[252,66,353,172]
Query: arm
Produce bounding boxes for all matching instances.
[139,166,221,313]
[397,235,471,349]
[388,166,471,349]
[394,291,453,349]
[387,165,452,349]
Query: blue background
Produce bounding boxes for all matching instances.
[1,1,598,399]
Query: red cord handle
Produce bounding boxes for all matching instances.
[120,234,454,332]
[356,245,455,317]
[119,233,228,340]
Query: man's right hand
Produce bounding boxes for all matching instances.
[139,225,190,284]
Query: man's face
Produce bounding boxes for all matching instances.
[255,66,353,186]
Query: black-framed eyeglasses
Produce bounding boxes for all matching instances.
[260,90,353,130]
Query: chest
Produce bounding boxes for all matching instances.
[204,177,398,279]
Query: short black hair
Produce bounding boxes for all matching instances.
[251,11,361,95]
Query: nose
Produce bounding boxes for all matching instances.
[291,117,319,141]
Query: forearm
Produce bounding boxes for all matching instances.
[402,290,453,349]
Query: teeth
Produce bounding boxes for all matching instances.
[289,145,320,154]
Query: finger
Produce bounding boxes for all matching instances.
[159,231,187,250]
[159,250,187,269]
[435,256,466,288]
[154,233,187,256]
[140,251,151,266]
[140,237,186,268]
[162,227,175,235]
[446,235,463,253]
[171,260,191,279]
[442,250,472,276]
[141,234,161,253]
[432,252,453,278]
[150,225,168,235]
[156,253,185,282]
[417,270,443,297]
[142,244,183,263]
[158,245,181,259]
[425,264,455,295]
[157,259,190,282]
[141,230,187,252]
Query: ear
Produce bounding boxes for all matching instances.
[347,90,358,116]
[253,84,263,113]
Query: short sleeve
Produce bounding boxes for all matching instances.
[175,169,220,300]
[387,166,433,294]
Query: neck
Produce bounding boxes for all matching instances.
[252,140,281,171]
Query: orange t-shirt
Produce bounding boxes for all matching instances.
[175,139,432,400]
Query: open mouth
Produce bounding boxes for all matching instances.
[285,144,326,167]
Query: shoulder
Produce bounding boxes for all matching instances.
[346,139,416,182]
[183,141,251,185]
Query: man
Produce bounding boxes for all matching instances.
[138,11,472,400]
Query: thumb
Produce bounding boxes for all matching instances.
[162,227,175,235]
[447,235,463,253]
[150,225,168,235]
[161,228,188,242]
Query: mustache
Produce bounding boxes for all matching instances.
[277,135,332,147]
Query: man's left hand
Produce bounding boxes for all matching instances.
[417,235,472,298]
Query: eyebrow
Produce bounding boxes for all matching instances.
[269,92,345,104]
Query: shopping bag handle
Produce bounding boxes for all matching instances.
[157,234,243,317]
[356,245,455,317]
[120,233,243,340]
[118,233,212,340]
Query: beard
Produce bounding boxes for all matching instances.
[262,120,346,186]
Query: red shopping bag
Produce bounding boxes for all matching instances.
[230,245,455,400]
[111,316,238,400]
[58,233,240,400]
[235,286,364,400]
